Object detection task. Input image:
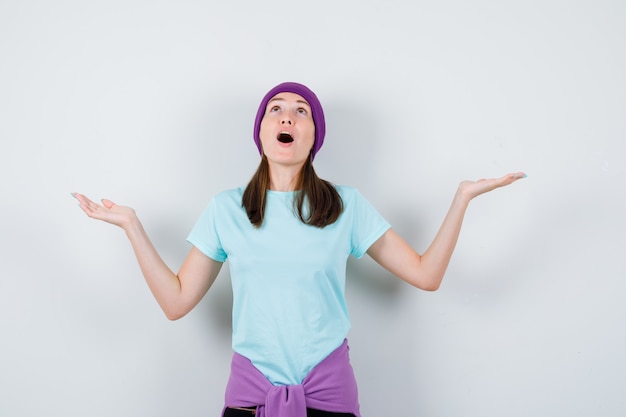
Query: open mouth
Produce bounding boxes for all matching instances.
[277,132,294,143]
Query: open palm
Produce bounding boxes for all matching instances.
[459,172,526,200]
[72,193,136,230]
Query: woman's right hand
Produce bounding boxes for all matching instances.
[72,193,137,230]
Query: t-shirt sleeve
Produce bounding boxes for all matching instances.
[186,197,228,263]
[349,188,391,259]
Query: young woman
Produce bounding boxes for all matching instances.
[73,82,525,417]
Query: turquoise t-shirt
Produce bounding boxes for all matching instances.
[187,185,390,385]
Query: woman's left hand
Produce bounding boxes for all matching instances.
[458,172,526,201]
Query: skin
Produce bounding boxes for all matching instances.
[258,92,316,191]
[73,92,526,319]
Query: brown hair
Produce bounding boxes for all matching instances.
[242,155,343,228]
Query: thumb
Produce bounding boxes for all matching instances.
[101,199,116,209]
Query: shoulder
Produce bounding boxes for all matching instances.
[199,187,246,217]
[333,184,366,204]
[334,184,356,197]
[211,186,245,205]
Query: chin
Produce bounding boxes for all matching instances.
[267,155,308,167]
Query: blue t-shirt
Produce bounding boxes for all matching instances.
[187,185,390,385]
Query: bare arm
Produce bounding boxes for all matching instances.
[72,193,222,320]
[367,172,526,291]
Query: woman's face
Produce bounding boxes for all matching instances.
[259,92,315,168]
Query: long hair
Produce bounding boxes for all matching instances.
[242,155,343,228]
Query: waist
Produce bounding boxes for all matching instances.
[224,406,356,417]
[224,339,361,417]
[232,332,350,385]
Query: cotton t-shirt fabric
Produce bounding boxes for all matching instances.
[187,185,390,386]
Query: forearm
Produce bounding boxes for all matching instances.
[367,173,525,291]
[367,190,471,291]
[123,216,184,317]
[73,192,219,319]
[419,190,471,288]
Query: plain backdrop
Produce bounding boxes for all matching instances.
[1,1,625,416]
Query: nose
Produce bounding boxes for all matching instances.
[280,112,293,125]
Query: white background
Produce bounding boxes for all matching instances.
[1,1,625,416]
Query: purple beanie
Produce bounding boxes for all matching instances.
[253,82,326,160]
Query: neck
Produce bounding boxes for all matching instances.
[268,162,304,192]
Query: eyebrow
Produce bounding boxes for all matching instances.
[268,97,311,107]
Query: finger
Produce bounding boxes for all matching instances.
[72,193,104,217]
[71,192,88,204]
[496,172,526,186]
[82,201,101,217]
[101,199,115,209]
[72,192,92,210]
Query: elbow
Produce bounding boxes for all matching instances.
[424,273,445,291]
[165,311,184,321]
[163,305,189,321]
[420,281,441,292]
[410,272,443,292]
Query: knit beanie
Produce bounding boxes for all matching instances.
[253,82,326,160]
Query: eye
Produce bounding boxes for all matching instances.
[297,107,308,115]
[269,105,281,112]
